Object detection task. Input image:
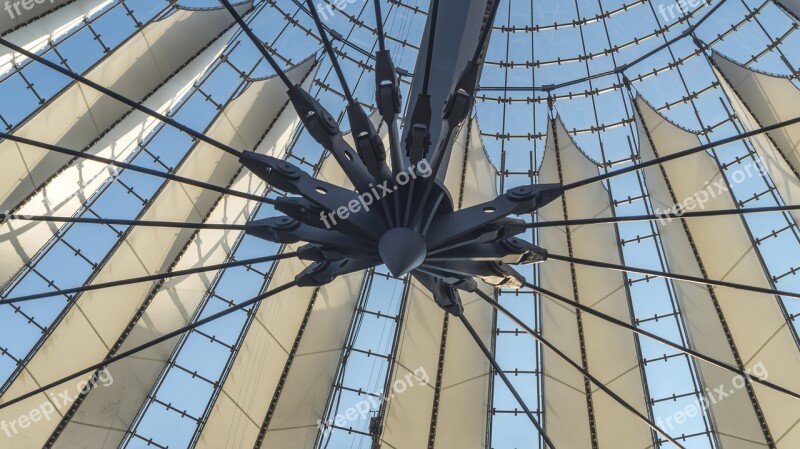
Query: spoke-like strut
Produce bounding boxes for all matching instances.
[474,289,686,448]
[547,253,800,300]
[0,38,244,158]
[2,253,298,305]
[0,280,298,410]
[0,132,273,205]
[519,281,800,401]
[457,312,557,449]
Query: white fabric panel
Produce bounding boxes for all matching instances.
[633,97,765,448]
[0,0,73,35]
[635,96,800,448]
[196,151,364,449]
[538,117,652,449]
[432,283,494,449]
[258,270,365,448]
[0,2,251,214]
[0,16,236,289]
[710,54,800,226]
[433,117,496,449]
[50,58,318,449]
[0,0,111,75]
[0,40,306,449]
[380,117,497,449]
[443,117,498,209]
[378,280,442,449]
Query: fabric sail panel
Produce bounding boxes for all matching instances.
[635,96,800,448]
[377,280,443,449]
[49,58,318,449]
[0,0,110,75]
[254,123,377,448]
[709,53,800,226]
[195,142,366,449]
[0,2,252,215]
[379,117,497,449]
[0,0,74,35]
[433,117,496,449]
[0,12,237,290]
[0,44,303,449]
[538,116,652,449]
[257,269,366,448]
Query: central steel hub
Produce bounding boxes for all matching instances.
[378,227,427,277]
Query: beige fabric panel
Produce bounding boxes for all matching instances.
[50,59,317,449]
[433,116,496,449]
[635,97,800,448]
[432,283,494,449]
[633,99,766,448]
[0,21,232,289]
[378,280,443,449]
[0,0,73,34]
[710,56,800,226]
[539,117,652,448]
[442,117,498,209]
[194,254,314,449]
[0,2,251,214]
[381,116,498,448]
[0,47,303,449]
[258,269,365,448]
[196,145,364,449]
[0,0,110,75]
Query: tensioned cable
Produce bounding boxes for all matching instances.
[563,113,800,192]
[218,0,294,89]
[0,132,275,205]
[519,280,800,401]
[0,37,245,158]
[474,289,686,449]
[0,280,298,410]
[457,312,557,449]
[0,215,248,231]
[546,252,800,300]
[1,252,298,305]
[305,0,356,105]
[523,204,800,228]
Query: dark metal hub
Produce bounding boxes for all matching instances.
[378,227,427,277]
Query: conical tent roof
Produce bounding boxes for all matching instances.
[0,1,799,449]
